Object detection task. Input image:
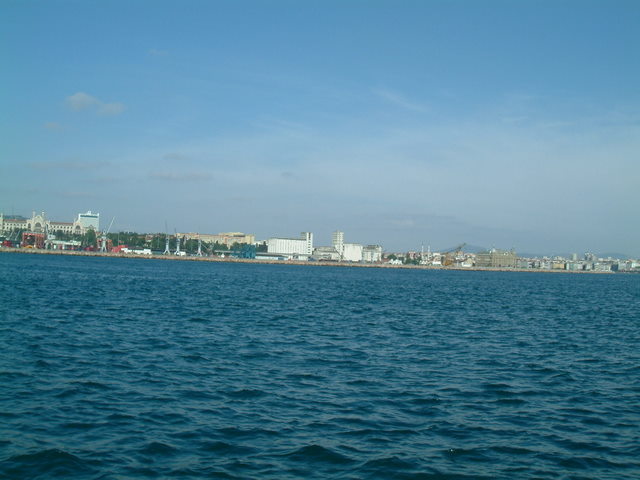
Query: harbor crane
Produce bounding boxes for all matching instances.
[442,243,466,266]
[99,217,115,252]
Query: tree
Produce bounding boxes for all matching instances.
[84,228,97,248]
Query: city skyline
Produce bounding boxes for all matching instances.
[2,1,639,256]
[1,208,635,260]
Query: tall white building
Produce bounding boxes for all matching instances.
[332,231,344,253]
[332,230,364,262]
[267,232,313,257]
[76,211,100,231]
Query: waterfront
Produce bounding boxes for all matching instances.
[0,248,619,274]
[1,253,639,479]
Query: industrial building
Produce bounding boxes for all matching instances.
[267,232,313,259]
[332,230,365,262]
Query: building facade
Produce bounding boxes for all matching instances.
[179,232,256,246]
[0,211,99,236]
[362,245,383,263]
[475,249,517,268]
[267,232,313,257]
[332,230,365,262]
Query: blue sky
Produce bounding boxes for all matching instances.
[2,1,639,255]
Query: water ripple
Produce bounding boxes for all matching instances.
[1,253,640,479]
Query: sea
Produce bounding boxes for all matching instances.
[1,252,639,479]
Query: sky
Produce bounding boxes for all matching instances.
[2,0,639,256]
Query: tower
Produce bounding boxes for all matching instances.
[332,230,344,259]
[163,235,170,255]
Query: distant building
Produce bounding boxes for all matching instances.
[362,245,383,263]
[332,230,364,262]
[0,211,99,236]
[312,246,340,261]
[76,211,100,231]
[267,232,313,258]
[342,243,363,262]
[475,248,517,268]
[179,232,256,246]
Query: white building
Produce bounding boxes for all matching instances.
[76,211,100,231]
[0,211,99,236]
[342,243,363,262]
[332,230,364,262]
[267,232,313,258]
[362,245,383,263]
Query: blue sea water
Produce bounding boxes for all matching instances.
[0,253,639,480]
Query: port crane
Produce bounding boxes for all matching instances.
[442,243,466,266]
[99,217,115,252]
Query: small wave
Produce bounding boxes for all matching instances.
[0,371,30,380]
[444,447,492,463]
[59,421,99,430]
[556,455,632,470]
[199,441,255,455]
[490,445,535,456]
[182,354,209,362]
[139,441,178,456]
[0,449,95,479]
[70,380,111,390]
[492,398,527,406]
[409,397,442,406]
[281,444,355,465]
[362,455,416,471]
[225,388,266,399]
[217,426,281,438]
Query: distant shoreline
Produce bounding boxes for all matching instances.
[0,247,616,274]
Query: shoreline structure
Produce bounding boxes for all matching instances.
[1,248,615,274]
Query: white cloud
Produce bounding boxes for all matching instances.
[99,102,126,116]
[65,92,125,115]
[372,88,428,113]
[66,92,99,111]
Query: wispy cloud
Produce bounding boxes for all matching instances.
[27,160,110,170]
[162,152,191,162]
[372,88,428,113]
[65,92,126,116]
[148,48,169,57]
[44,121,64,131]
[149,171,212,182]
[99,102,125,115]
[55,190,96,199]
